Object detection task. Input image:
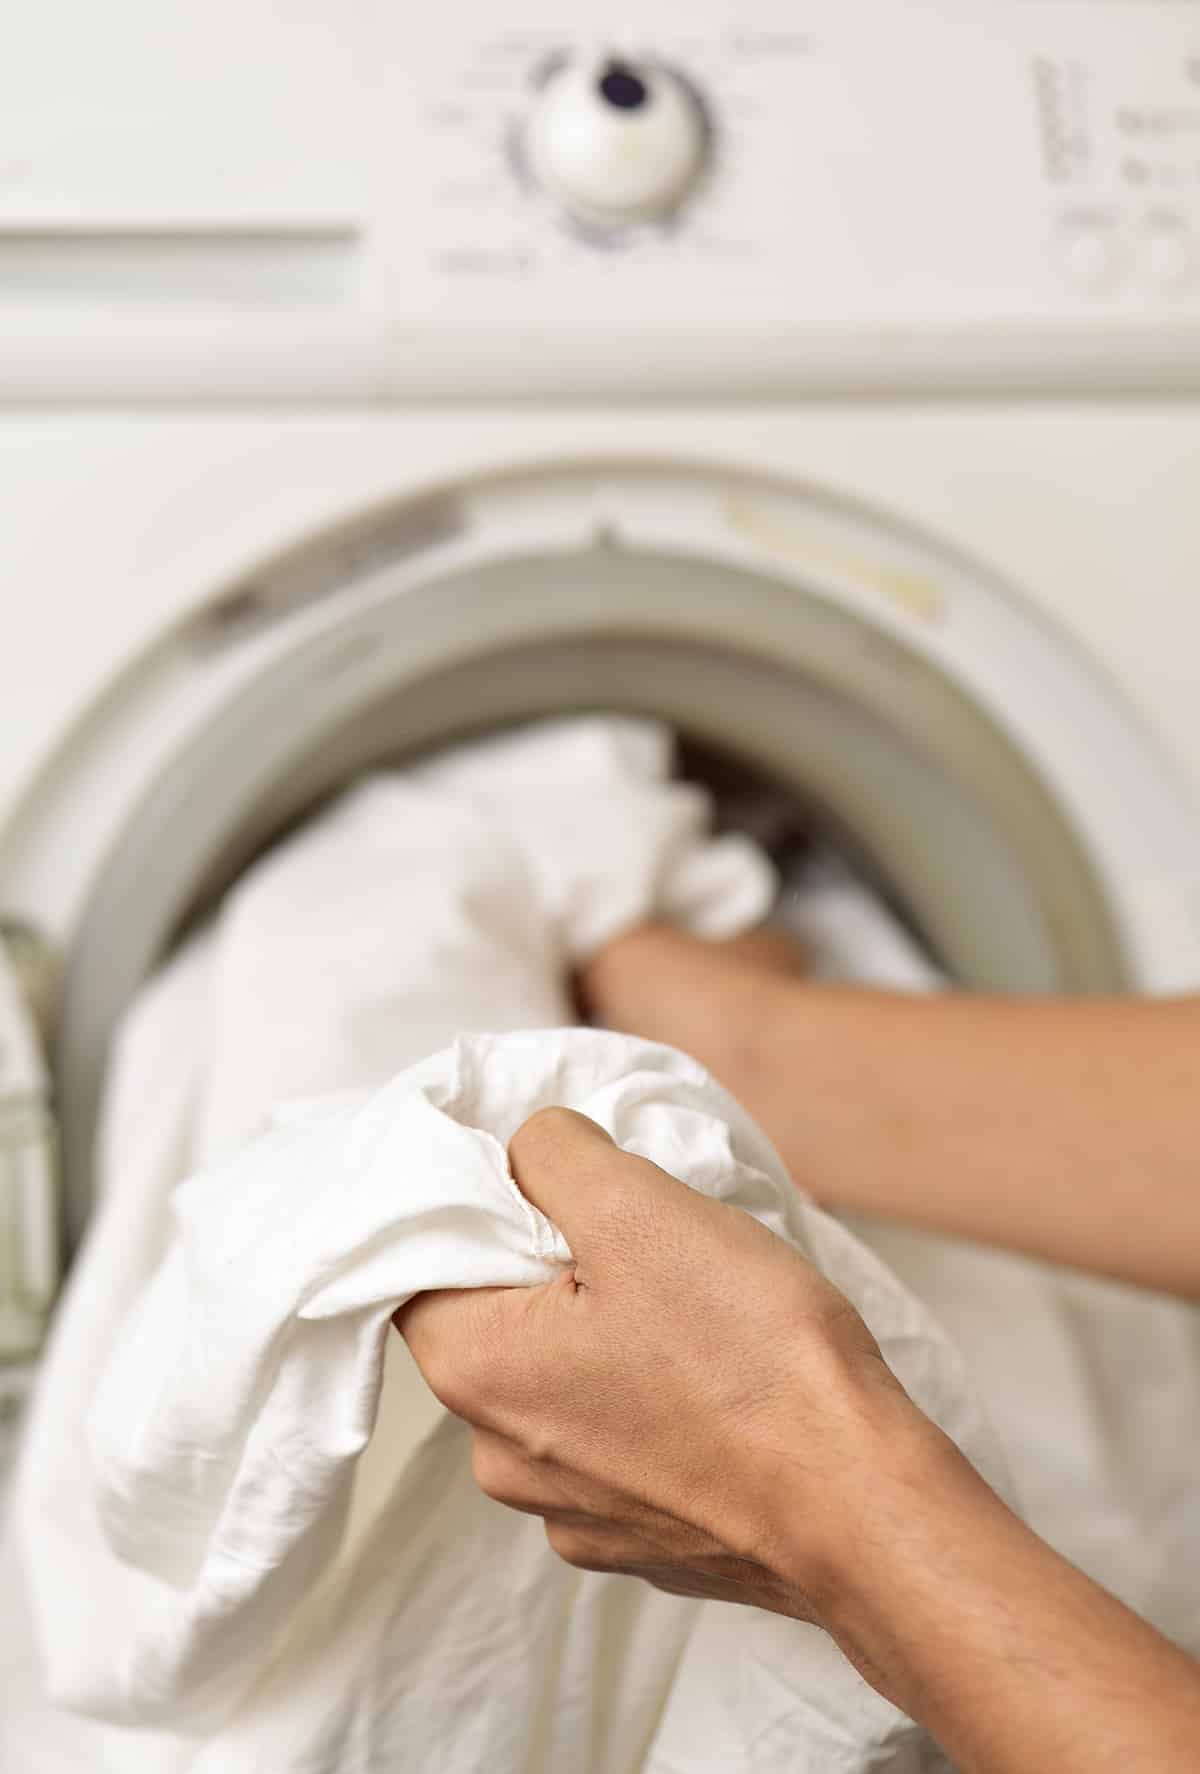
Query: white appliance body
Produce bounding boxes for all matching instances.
[2,0,1200,1640]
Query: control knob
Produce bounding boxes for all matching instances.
[523,55,709,229]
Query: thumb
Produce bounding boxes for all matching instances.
[507,1106,681,1261]
[397,1112,624,1393]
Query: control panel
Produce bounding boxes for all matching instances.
[1,1,1199,396]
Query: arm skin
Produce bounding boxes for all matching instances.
[580,925,1200,1298]
[817,1409,1200,1774]
[398,1110,1200,1774]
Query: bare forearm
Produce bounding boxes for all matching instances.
[800,1409,1200,1774]
[749,986,1200,1296]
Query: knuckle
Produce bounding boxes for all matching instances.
[545,1522,602,1571]
[516,1422,561,1467]
[419,1332,490,1423]
[470,1438,515,1504]
[421,1355,474,1421]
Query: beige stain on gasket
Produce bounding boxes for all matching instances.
[723,495,947,624]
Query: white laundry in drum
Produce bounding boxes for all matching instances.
[2,717,1006,1774]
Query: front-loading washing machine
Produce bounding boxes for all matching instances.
[3,0,1200,1702]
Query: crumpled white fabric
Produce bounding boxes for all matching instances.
[5,717,1008,1773]
[194,716,775,1159]
[77,1031,1008,1773]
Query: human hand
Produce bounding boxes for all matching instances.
[578,923,808,1165]
[396,1106,931,1629]
[408,1106,1200,1774]
[580,922,807,1045]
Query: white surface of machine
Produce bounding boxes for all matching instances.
[2,0,1200,1655]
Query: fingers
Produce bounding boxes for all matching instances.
[507,1107,686,1261]
[544,1517,657,1576]
[470,1428,588,1515]
[470,1428,673,1577]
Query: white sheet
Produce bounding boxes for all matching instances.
[4,717,1003,1774]
[5,711,1198,1774]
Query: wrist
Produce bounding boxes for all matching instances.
[795,1404,1012,1713]
[776,1391,1200,1769]
[725,1352,950,1627]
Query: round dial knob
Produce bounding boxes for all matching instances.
[524,56,708,229]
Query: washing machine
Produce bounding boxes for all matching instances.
[3,0,1200,1649]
